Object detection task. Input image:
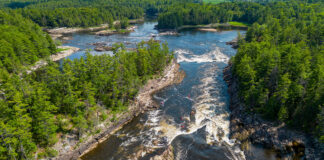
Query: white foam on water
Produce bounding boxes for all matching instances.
[144,110,162,126]
[153,95,169,106]
[126,49,244,159]
[192,65,232,145]
[191,64,245,159]
[175,47,229,63]
[149,63,245,159]
[153,95,165,101]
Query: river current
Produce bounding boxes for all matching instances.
[62,22,276,160]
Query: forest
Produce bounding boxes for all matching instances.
[1,0,199,27]
[231,0,323,138]
[157,2,292,29]
[0,0,323,159]
[157,1,323,29]
[0,10,56,73]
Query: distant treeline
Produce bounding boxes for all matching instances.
[157,2,277,29]
[1,0,198,27]
[17,6,143,27]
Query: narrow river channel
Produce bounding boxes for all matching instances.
[61,21,277,160]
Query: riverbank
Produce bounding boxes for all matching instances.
[46,18,144,40]
[46,24,109,40]
[94,26,137,36]
[26,46,79,74]
[223,63,324,159]
[53,59,185,160]
[168,22,248,32]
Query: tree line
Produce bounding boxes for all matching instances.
[1,0,198,28]
[17,6,143,28]
[157,2,273,29]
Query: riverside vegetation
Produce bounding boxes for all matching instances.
[0,0,323,159]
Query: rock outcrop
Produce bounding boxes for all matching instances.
[94,46,113,52]
[226,38,239,49]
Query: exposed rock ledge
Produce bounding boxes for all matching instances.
[94,26,137,36]
[51,46,80,61]
[226,38,238,49]
[46,24,109,40]
[27,46,80,74]
[54,59,185,160]
[223,63,323,160]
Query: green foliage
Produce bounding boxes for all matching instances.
[0,0,198,28]
[228,21,249,27]
[0,10,56,73]
[120,18,129,29]
[232,0,323,137]
[38,147,58,159]
[203,0,230,4]
[157,2,265,29]
[18,7,141,28]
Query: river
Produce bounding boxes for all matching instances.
[62,22,278,160]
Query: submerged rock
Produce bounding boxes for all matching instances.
[94,46,113,52]
[226,38,239,49]
[159,31,179,36]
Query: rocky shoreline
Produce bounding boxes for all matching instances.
[45,24,109,40]
[94,26,137,36]
[223,63,324,160]
[51,46,80,61]
[26,46,80,74]
[54,59,185,160]
[46,19,143,40]
[226,38,239,49]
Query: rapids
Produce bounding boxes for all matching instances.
[60,21,278,160]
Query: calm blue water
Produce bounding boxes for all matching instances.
[62,22,276,160]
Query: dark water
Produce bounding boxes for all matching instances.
[62,22,278,160]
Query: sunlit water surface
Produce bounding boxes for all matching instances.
[62,22,278,160]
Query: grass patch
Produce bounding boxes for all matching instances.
[203,0,229,4]
[116,29,131,34]
[56,48,68,53]
[228,21,250,27]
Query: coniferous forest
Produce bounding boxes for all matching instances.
[0,0,323,159]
